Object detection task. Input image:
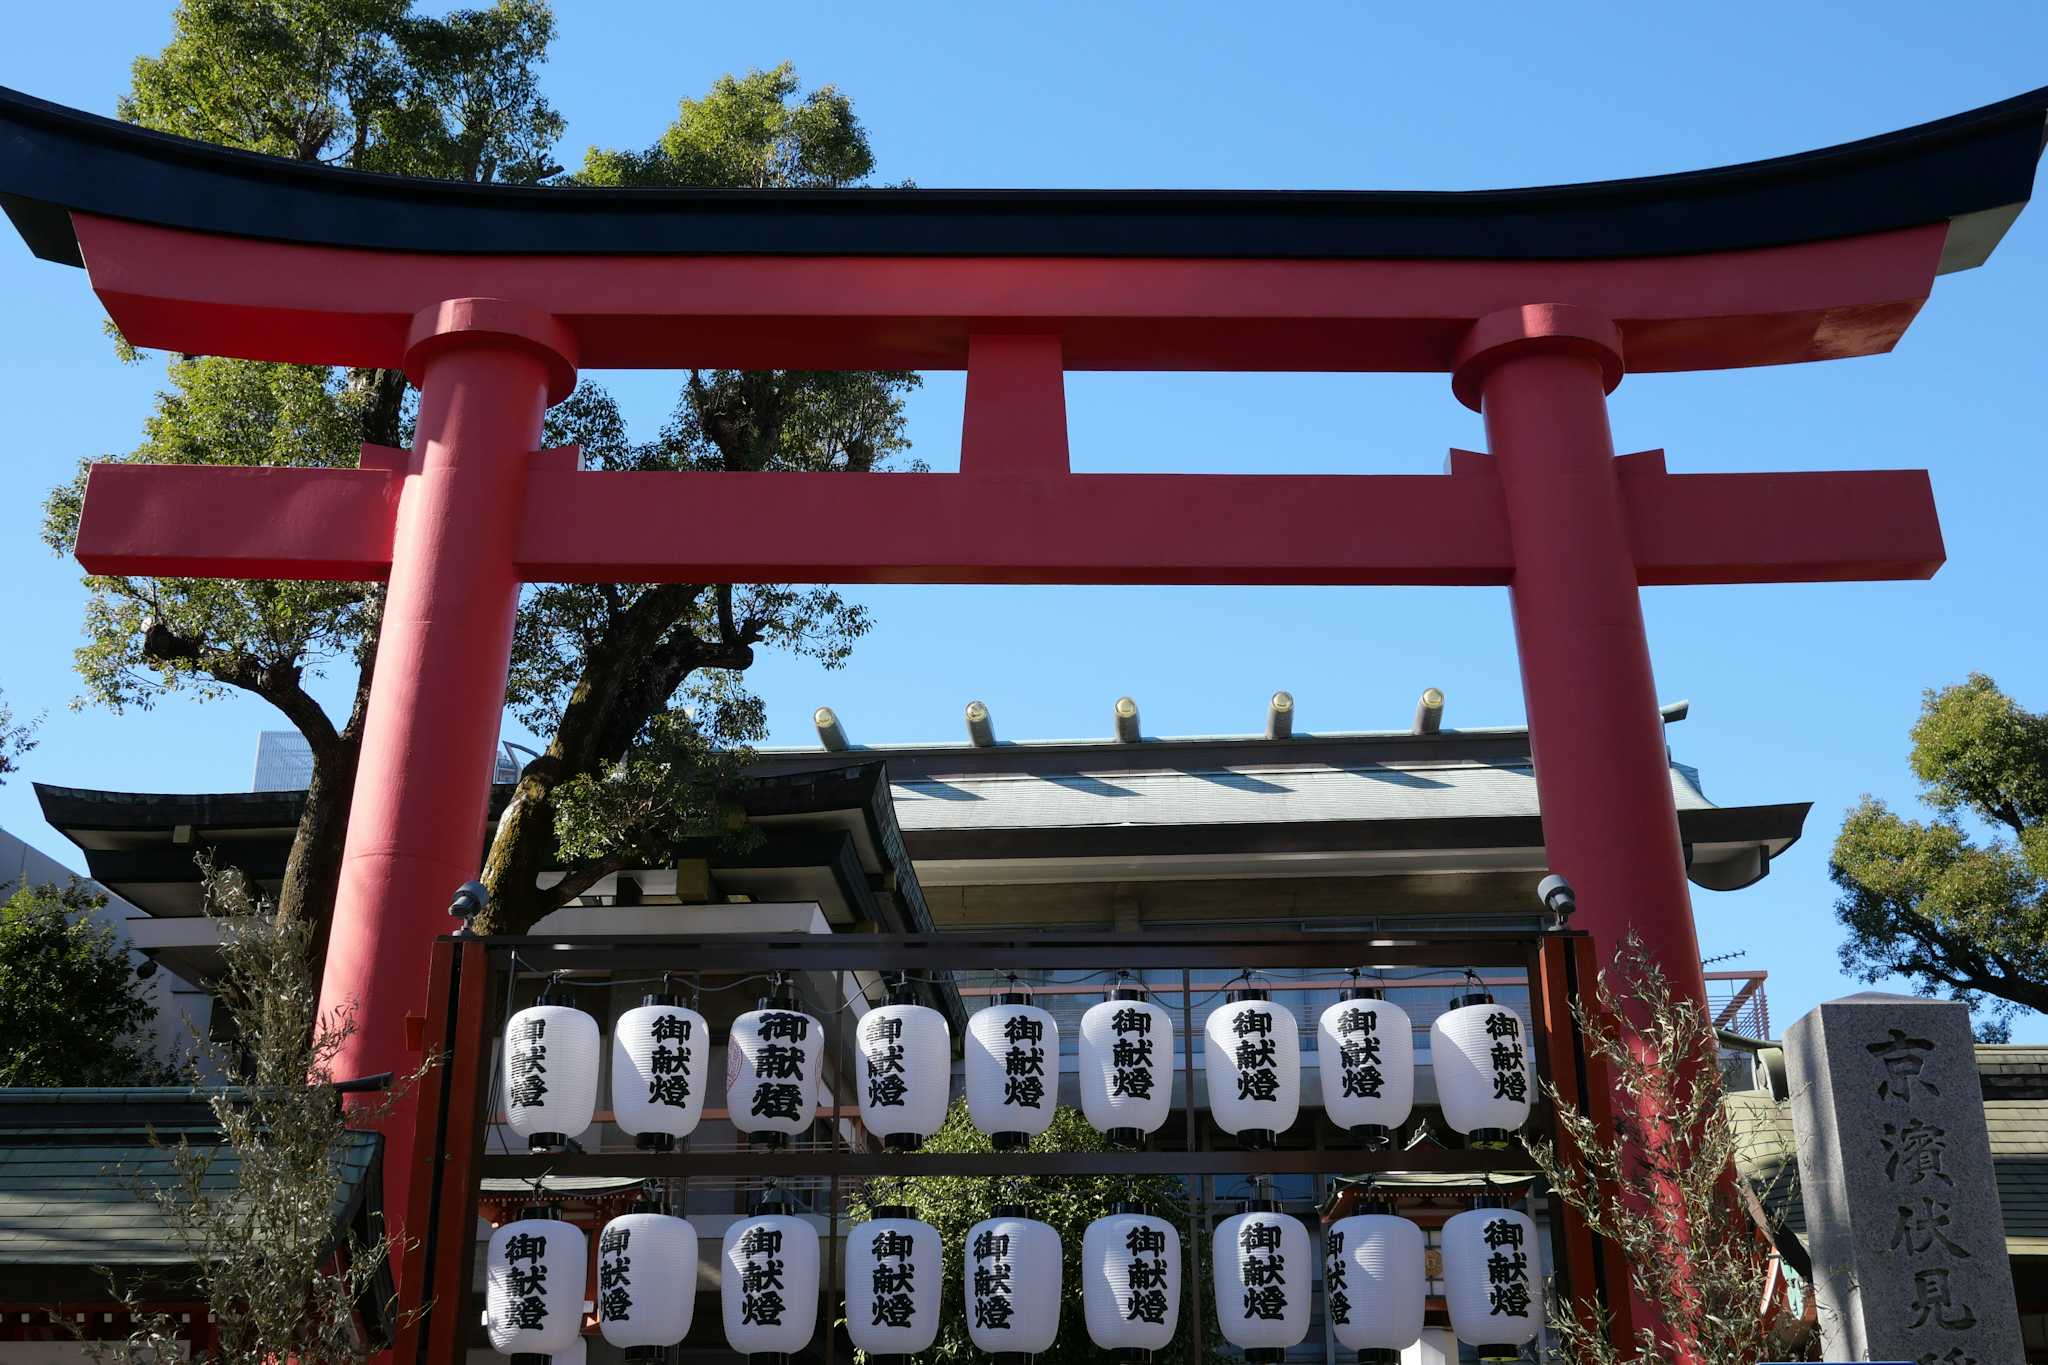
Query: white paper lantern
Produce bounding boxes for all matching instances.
[967,991,1059,1147]
[1082,1207,1180,1355]
[486,1208,588,1357]
[502,985,600,1151]
[1325,1211,1426,1360]
[1430,993,1532,1147]
[1079,987,1173,1143]
[726,981,824,1147]
[1443,1206,1541,1361]
[845,1208,942,1359]
[611,992,708,1150]
[597,1205,697,1356]
[1204,989,1301,1148]
[1317,990,1415,1148]
[965,1205,1062,1356]
[721,1203,820,1357]
[1213,1203,1311,1359]
[856,986,952,1151]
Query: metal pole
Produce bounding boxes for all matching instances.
[1182,967,1204,1362]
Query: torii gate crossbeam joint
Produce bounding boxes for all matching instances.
[4,83,2043,1313]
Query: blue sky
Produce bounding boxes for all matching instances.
[2,3,2044,1038]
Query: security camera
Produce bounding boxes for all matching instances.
[1536,874,1576,926]
[449,880,490,934]
[135,957,160,981]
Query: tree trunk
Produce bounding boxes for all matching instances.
[477,766,562,935]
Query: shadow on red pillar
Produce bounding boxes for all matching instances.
[318,299,577,1251]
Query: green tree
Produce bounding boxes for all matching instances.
[0,882,169,1087]
[1529,934,1818,1364]
[89,868,424,1364]
[476,63,916,930]
[1830,674,2048,1041]
[845,1101,1225,1364]
[43,0,563,944]
[0,688,35,784]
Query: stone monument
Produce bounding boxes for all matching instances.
[1785,993,2023,1365]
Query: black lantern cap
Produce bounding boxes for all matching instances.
[1450,990,1495,1010]
[1229,984,1270,1003]
[870,1203,916,1221]
[1238,1196,1284,1215]
[991,1201,1031,1219]
[1110,1199,1150,1217]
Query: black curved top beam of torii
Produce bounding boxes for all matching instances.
[1,81,2045,271]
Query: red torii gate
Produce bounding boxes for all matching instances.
[4,85,2044,1235]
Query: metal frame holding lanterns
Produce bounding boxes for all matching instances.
[395,922,1628,1363]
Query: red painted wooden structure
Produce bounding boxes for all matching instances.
[4,84,2044,1282]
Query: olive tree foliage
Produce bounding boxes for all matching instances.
[1528,934,1819,1364]
[1831,673,2048,1042]
[43,0,564,942]
[0,687,35,784]
[476,64,918,931]
[0,881,170,1088]
[844,1100,1226,1364]
[87,869,428,1365]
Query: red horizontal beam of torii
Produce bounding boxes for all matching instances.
[74,446,1944,588]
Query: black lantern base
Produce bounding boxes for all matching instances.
[1357,1350,1402,1365]
[868,1356,914,1365]
[1112,1351,1154,1363]
[1349,1122,1392,1151]
[510,1355,550,1365]
[623,1348,668,1364]
[992,1354,1035,1365]
[1476,1346,1524,1363]
[746,1355,793,1365]
[1245,1350,1286,1363]
[525,1131,565,1153]
[991,1130,1029,1151]
[1467,1127,1513,1151]
[635,1131,677,1153]
[884,1132,924,1153]
[749,1131,788,1151]
[1107,1126,1144,1150]
[1235,1127,1276,1151]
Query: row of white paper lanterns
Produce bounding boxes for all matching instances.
[488,1199,1541,1362]
[504,980,1532,1152]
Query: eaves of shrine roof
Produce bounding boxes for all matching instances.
[0,82,2043,271]
[748,726,1807,893]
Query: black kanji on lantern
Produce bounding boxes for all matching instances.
[1123,1222,1171,1325]
[870,1226,920,1332]
[752,1082,804,1122]
[1338,1004,1388,1101]
[866,1016,910,1108]
[1238,1218,1289,1321]
[1486,1010,1526,1104]
[503,1229,550,1333]
[972,1227,1016,1335]
[1324,1229,1351,1326]
[1108,1007,1158,1106]
[509,1016,549,1109]
[598,1224,634,1323]
[1481,1217,1532,1319]
[1232,1007,1282,1105]
[648,1026,692,1108]
[738,1223,788,1328]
